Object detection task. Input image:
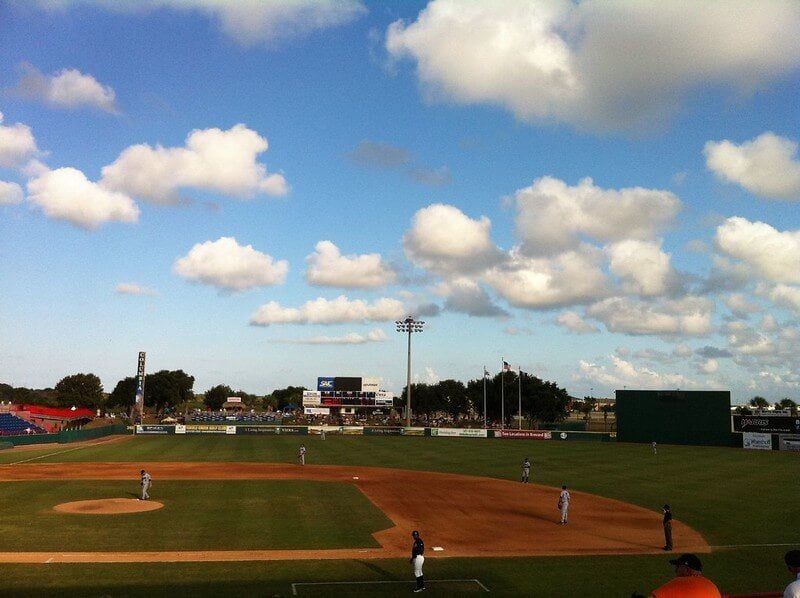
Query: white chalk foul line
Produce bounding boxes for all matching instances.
[9,444,94,466]
[291,578,489,595]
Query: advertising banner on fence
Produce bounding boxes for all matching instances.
[742,432,772,450]
[430,428,488,438]
[401,427,426,436]
[779,435,800,451]
[135,425,173,434]
[733,415,800,434]
[304,407,329,415]
[185,425,229,434]
[235,426,308,435]
[175,424,186,435]
[495,430,552,440]
[338,426,364,435]
[364,427,403,436]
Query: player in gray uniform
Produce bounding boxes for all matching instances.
[521,457,531,483]
[140,469,152,500]
[298,444,306,465]
[558,485,570,524]
[410,530,425,592]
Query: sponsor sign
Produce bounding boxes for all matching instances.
[742,432,772,450]
[317,377,335,391]
[401,427,426,436]
[361,378,380,392]
[779,435,800,452]
[135,351,146,421]
[338,426,364,435]
[375,398,394,406]
[304,407,329,415]
[733,415,800,434]
[135,425,172,435]
[185,425,229,434]
[430,428,488,438]
[226,425,236,435]
[175,424,186,435]
[364,427,403,436]
[226,397,242,403]
[496,430,552,440]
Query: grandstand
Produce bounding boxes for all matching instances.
[0,412,47,436]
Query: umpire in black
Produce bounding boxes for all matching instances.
[410,530,425,592]
[662,504,673,551]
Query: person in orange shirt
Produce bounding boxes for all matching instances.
[650,554,721,598]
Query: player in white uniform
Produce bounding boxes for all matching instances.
[140,469,152,500]
[298,444,306,465]
[521,457,531,483]
[558,485,570,525]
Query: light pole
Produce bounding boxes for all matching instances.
[396,316,424,427]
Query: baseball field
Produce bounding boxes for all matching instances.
[0,434,796,596]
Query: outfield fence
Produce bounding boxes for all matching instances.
[1,424,128,447]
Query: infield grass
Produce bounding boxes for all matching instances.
[0,434,797,596]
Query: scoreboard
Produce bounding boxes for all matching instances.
[303,376,393,408]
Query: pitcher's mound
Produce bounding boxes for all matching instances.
[53,498,163,514]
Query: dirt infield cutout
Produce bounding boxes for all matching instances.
[53,498,163,514]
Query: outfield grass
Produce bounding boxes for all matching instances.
[0,435,797,596]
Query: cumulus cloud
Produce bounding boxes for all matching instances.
[115,283,158,296]
[174,237,288,291]
[250,296,406,326]
[697,346,733,359]
[347,140,451,187]
[715,217,800,283]
[433,278,508,317]
[276,329,388,345]
[403,203,504,274]
[578,355,696,390]
[0,180,23,205]
[9,63,118,113]
[705,132,800,199]
[100,124,288,204]
[699,358,719,374]
[556,311,599,334]
[607,239,677,296]
[514,177,680,256]
[725,293,761,318]
[305,240,396,288]
[27,167,139,229]
[757,283,800,314]
[587,296,714,336]
[484,245,609,309]
[387,0,800,131]
[33,0,366,45]
[0,112,39,169]
[726,320,774,356]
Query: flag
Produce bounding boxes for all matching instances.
[484,367,490,378]
[503,361,512,372]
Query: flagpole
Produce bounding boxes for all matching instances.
[483,366,487,430]
[518,366,522,430]
[500,358,505,430]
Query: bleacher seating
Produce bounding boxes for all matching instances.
[0,413,47,436]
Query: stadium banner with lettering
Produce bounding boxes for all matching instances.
[364,427,403,436]
[337,426,364,435]
[185,425,229,434]
[430,427,488,438]
[401,427,426,436]
[135,425,173,435]
[235,425,308,435]
[175,424,186,434]
[733,415,800,434]
[495,430,552,440]
[742,432,772,450]
[779,435,800,451]
[135,351,146,423]
[304,407,328,415]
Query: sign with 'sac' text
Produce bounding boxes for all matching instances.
[733,415,800,434]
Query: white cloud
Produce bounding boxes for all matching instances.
[0,112,39,169]
[556,311,598,334]
[514,177,680,256]
[100,124,288,204]
[277,329,388,345]
[587,296,714,336]
[607,239,675,296]
[578,355,696,390]
[115,283,158,296]
[484,245,609,309]
[11,63,118,113]
[26,167,139,229]
[705,132,800,199]
[250,296,406,326]
[387,1,800,131]
[725,293,761,317]
[305,240,396,288]
[726,321,774,356]
[403,203,503,274]
[36,0,366,45]
[699,358,719,374]
[0,180,23,205]
[715,217,800,283]
[174,237,288,291]
[757,283,800,314]
[433,278,508,317]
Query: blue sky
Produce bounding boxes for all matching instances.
[2,0,800,404]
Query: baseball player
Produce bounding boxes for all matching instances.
[298,444,306,465]
[140,469,152,500]
[652,441,658,455]
[558,485,570,525]
[521,457,531,483]
[410,530,425,592]
[662,504,673,551]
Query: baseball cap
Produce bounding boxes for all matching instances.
[785,550,800,568]
[669,554,702,571]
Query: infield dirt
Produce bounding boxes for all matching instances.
[0,462,709,563]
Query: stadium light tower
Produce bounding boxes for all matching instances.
[396,315,425,427]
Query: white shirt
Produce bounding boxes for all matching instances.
[785,572,800,598]
[560,489,570,504]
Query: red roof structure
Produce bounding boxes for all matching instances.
[19,405,95,419]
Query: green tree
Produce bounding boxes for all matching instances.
[749,396,770,409]
[580,396,597,421]
[54,373,104,409]
[400,383,437,420]
[601,404,615,430]
[204,384,234,411]
[107,377,137,409]
[268,386,306,410]
[776,398,798,413]
[145,370,195,413]
[435,379,468,420]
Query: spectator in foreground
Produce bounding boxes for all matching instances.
[650,553,721,597]
[785,550,800,598]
